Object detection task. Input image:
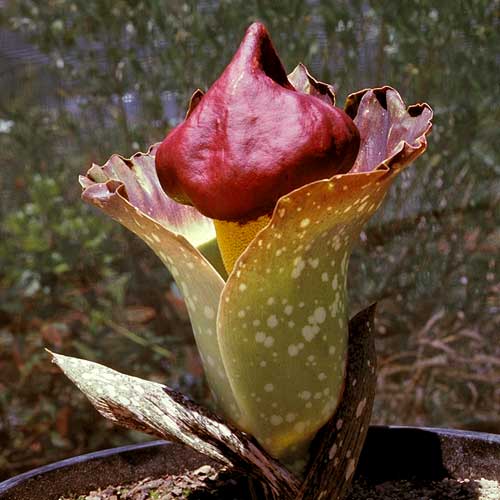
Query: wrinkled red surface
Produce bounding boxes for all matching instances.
[156,22,360,221]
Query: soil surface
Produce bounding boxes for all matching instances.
[59,465,500,500]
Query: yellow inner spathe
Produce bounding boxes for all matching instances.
[214,214,271,273]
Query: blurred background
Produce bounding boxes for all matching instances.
[0,0,498,480]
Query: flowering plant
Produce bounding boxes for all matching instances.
[51,22,432,499]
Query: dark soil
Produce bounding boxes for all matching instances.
[348,477,499,500]
[59,465,500,500]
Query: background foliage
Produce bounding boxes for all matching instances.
[0,0,498,480]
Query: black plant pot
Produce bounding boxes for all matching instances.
[1,426,499,500]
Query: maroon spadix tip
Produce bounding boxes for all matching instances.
[155,22,360,222]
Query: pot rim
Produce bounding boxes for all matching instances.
[385,424,500,443]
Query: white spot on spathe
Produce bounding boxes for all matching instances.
[264,336,275,348]
[318,372,327,381]
[264,383,274,392]
[204,306,215,319]
[300,218,310,228]
[314,307,327,324]
[237,309,246,318]
[308,258,319,268]
[284,305,294,316]
[321,272,329,282]
[331,275,339,290]
[285,413,297,423]
[299,390,311,400]
[330,293,340,317]
[357,202,368,213]
[267,315,279,328]
[288,344,299,356]
[270,415,283,426]
[255,332,266,343]
[267,297,275,305]
[341,252,349,272]
[259,360,267,367]
[302,324,320,342]
[356,397,367,418]
[294,421,306,433]
[291,257,305,279]
[239,283,247,292]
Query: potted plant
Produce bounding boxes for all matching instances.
[1,426,499,499]
[5,22,495,500]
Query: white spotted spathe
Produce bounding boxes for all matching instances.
[81,151,241,423]
[217,166,394,465]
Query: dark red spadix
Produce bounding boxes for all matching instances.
[156,22,360,222]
